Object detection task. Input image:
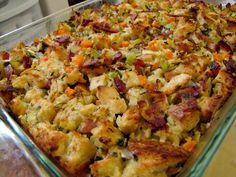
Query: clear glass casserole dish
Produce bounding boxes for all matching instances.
[0,0,235,176]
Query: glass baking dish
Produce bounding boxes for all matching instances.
[0,0,235,176]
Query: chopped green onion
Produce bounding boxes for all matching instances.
[26,49,38,58]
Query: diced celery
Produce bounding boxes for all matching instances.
[26,49,38,58]
[160,59,169,72]
[125,52,137,65]
[0,60,5,79]
[108,71,119,78]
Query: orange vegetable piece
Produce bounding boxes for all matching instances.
[121,41,129,47]
[152,21,161,28]
[80,40,93,48]
[73,55,85,68]
[138,75,148,87]
[131,2,138,8]
[182,138,196,152]
[165,50,173,59]
[167,17,176,23]
[214,51,230,62]
[41,56,48,62]
[65,87,76,98]
[148,40,158,51]
[120,21,128,27]
[64,66,73,73]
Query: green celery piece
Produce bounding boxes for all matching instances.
[126,52,137,65]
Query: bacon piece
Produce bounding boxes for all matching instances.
[83,59,99,67]
[93,22,118,33]
[54,35,70,43]
[44,78,52,90]
[2,51,9,60]
[4,64,13,81]
[81,19,93,26]
[215,40,232,52]
[0,85,15,104]
[174,86,199,103]
[209,61,220,77]
[22,56,32,69]
[168,99,200,131]
[168,99,198,119]
[80,119,97,134]
[147,117,167,132]
[81,59,107,76]
[130,13,138,20]
[223,59,236,74]
[112,52,123,64]
[68,51,75,61]
[114,77,127,94]
[133,59,145,75]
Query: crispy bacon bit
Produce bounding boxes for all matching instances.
[54,35,70,43]
[112,52,123,64]
[68,51,75,61]
[133,59,145,75]
[114,77,127,94]
[2,51,9,60]
[69,15,76,21]
[99,137,111,144]
[93,22,118,33]
[22,56,32,69]
[130,13,138,20]
[174,86,199,103]
[81,19,93,26]
[80,119,97,134]
[168,99,198,119]
[83,59,99,67]
[44,78,52,90]
[223,59,236,74]
[215,40,232,52]
[0,85,15,104]
[147,117,167,132]
[81,59,106,75]
[209,61,220,76]
[4,64,13,81]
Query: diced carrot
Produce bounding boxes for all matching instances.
[80,40,93,48]
[2,51,9,60]
[64,59,69,65]
[120,21,128,27]
[182,138,196,152]
[41,56,48,62]
[152,21,161,28]
[221,51,230,60]
[214,51,230,62]
[165,50,173,60]
[65,87,76,98]
[131,2,138,8]
[167,17,176,23]
[121,41,129,47]
[64,66,73,73]
[151,63,159,70]
[73,55,85,68]
[148,40,158,51]
[138,75,148,87]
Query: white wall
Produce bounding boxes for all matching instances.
[39,0,69,16]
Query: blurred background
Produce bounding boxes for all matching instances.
[0,0,84,36]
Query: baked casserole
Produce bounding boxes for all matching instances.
[0,0,236,176]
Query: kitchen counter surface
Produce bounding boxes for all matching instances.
[204,121,236,177]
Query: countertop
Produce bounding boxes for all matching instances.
[204,121,236,177]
